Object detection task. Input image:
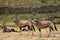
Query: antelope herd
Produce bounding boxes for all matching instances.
[1,18,58,37]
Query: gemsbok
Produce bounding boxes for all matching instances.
[34,19,58,37]
[13,18,35,31]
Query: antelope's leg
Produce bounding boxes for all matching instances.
[32,26,35,31]
[50,27,55,37]
[48,27,51,37]
[31,27,34,36]
[53,30,55,37]
[20,27,22,31]
[39,29,41,37]
[27,25,31,30]
[31,25,35,35]
[19,27,22,35]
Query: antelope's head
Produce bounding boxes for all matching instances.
[13,17,19,24]
[34,19,38,24]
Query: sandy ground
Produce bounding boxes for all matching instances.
[0,29,60,40]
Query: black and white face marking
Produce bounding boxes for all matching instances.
[13,19,16,21]
[34,19,38,22]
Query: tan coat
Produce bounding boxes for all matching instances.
[34,20,54,29]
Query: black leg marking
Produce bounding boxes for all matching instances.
[32,26,35,31]
[54,25,58,31]
[39,28,41,32]
[39,29,41,37]
[50,27,54,31]
[28,25,31,30]
[20,27,22,31]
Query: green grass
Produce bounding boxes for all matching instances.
[56,24,60,29]
[0,12,60,23]
[0,0,60,7]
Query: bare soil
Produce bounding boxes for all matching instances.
[0,29,60,40]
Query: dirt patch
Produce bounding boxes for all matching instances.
[0,29,60,40]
